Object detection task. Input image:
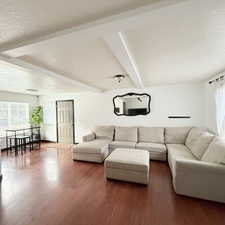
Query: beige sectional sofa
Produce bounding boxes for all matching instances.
[72,126,225,203]
[73,126,167,162]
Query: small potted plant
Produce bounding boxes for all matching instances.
[31,106,43,126]
[30,106,43,147]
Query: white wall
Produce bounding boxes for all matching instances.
[39,84,205,143]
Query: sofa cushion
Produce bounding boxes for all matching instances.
[94,125,114,140]
[114,127,137,142]
[185,127,207,150]
[109,141,136,150]
[135,142,167,161]
[167,144,196,175]
[105,148,149,172]
[136,142,166,153]
[167,144,196,160]
[73,139,110,154]
[190,132,215,159]
[165,127,192,144]
[138,127,164,144]
[201,137,225,164]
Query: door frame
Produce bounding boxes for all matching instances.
[56,99,75,144]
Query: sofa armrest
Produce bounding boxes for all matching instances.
[176,159,225,176]
[82,133,96,142]
[174,159,225,202]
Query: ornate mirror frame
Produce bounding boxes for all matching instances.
[113,92,151,116]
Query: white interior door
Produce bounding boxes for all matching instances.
[56,100,74,144]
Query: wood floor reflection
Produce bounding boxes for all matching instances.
[0,142,224,225]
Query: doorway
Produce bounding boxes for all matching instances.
[56,100,75,144]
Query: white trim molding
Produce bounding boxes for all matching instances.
[103,32,144,89]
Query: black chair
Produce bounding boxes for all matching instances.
[8,136,32,156]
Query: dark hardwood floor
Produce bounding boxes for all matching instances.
[0,143,225,225]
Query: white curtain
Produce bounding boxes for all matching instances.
[214,81,225,136]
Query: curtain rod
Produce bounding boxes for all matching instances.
[208,75,224,84]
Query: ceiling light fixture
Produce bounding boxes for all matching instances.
[114,74,125,83]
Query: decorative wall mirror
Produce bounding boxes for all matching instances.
[113,93,151,116]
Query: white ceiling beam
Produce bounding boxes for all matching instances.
[0,0,189,53]
[103,32,144,89]
[0,54,102,93]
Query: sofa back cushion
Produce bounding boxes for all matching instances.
[190,132,215,159]
[201,137,225,164]
[115,126,137,142]
[165,127,192,144]
[185,127,207,150]
[138,127,164,143]
[94,125,114,140]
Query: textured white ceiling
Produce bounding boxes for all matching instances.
[124,0,225,86]
[0,0,156,48]
[1,0,225,94]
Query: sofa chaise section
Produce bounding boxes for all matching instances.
[72,139,110,163]
[72,126,114,163]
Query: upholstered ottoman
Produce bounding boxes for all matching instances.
[104,148,150,185]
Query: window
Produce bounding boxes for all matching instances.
[0,102,29,135]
